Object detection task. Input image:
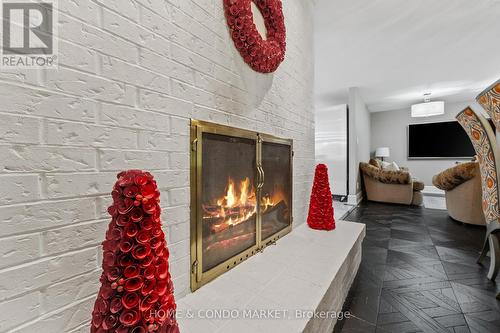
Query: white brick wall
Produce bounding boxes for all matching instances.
[0,0,315,331]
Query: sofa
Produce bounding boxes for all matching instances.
[432,162,486,226]
[359,159,424,206]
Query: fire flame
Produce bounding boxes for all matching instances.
[240,177,250,206]
[225,180,236,207]
[216,177,255,210]
[203,177,286,233]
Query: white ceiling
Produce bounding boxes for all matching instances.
[314,0,500,112]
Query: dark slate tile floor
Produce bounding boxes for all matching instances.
[334,201,500,333]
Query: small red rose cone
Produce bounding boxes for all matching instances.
[307,164,335,231]
[91,170,179,333]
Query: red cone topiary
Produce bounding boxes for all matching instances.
[307,164,335,231]
[91,170,179,333]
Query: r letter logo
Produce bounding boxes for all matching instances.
[1,0,58,69]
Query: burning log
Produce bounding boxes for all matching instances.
[204,200,288,241]
[204,200,288,235]
[200,174,289,270]
[202,204,256,218]
[204,231,256,252]
[203,208,256,234]
[261,200,289,239]
[202,200,289,270]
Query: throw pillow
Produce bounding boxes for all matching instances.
[368,158,382,169]
[380,161,391,169]
[384,162,400,172]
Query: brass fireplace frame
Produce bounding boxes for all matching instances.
[190,120,293,291]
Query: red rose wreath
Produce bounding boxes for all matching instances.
[91,170,179,333]
[223,0,286,73]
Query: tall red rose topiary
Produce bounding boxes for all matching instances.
[91,170,179,333]
[307,164,335,231]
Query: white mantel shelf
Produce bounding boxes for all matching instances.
[176,220,366,333]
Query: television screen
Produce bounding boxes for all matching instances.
[408,120,495,159]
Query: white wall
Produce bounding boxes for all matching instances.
[315,104,348,196]
[0,1,316,331]
[371,100,484,185]
[348,87,371,202]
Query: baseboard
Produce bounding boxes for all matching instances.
[422,185,445,197]
[333,195,348,202]
[347,192,363,206]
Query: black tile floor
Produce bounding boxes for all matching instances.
[334,201,500,333]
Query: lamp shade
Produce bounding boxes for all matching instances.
[375,147,390,158]
[411,101,445,117]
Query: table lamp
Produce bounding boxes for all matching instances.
[375,147,390,161]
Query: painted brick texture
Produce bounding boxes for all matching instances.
[0,0,315,332]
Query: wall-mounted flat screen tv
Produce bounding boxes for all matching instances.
[408,120,495,159]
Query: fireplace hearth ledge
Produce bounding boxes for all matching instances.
[176,220,366,333]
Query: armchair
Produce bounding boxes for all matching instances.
[432,162,486,225]
[359,160,424,206]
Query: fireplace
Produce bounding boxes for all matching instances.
[190,120,293,291]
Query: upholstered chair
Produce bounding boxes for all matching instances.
[456,107,500,280]
[432,162,486,226]
[359,160,424,206]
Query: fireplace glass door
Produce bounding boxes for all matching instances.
[260,141,292,242]
[201,132,257,272]
[190,121,293,291]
